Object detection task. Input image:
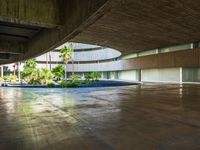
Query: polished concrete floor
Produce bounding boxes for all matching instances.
[0,84,200,150]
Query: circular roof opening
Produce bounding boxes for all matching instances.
[55,42,121,62]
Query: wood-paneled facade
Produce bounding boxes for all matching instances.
[66,49,200,72]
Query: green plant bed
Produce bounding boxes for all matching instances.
[47,83,56,88]
[2,75,17,83]
[67,82,79,88]
[60,80,80,88]
[21,60,53,85]
[60,81,68,88]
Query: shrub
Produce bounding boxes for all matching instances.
[84,72,101,83]
[21,60,37,82]
[2,75,17,83]
[85,73,93,83]
[52,65,65,80]
[30,79,40,85]
[47,83,55,88]
[67,82,79,88]
[0,77,3,82]
[60,80,79,88]
[71,74,81,83]
[22,66,53,85]
[39,68,54,84]
[60,80,68,88]
[90,72,101,81]
[28,69,40,84]
[3,76,9,82]
[8,75,17,83]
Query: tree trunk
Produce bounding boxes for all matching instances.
[46,53,48,68]
[65,64,67,80]
[72,60,74,79]
[13,66,16,76]
[64,60,68,80]
[49,52,52,70]
[18,62,21,83]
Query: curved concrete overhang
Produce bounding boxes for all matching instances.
[1,0,200,64]
[56,43,101,51]
[72,0,200,54]
[72,48,121,62]
[52,42,121,62]
[0,0,109,64]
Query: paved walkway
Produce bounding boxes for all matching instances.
[0,84,200,150]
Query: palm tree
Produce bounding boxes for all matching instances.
[60,45,73,80]
[17,62,21,82]
[69,42,76,79]
[49,51,52,70]
[13,64,16,76]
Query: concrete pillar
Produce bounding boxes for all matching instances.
[156,48,159,54]
[137,69,141,81]
[190,43,194,49]
[82,73,85,79]
[180,67,183,83]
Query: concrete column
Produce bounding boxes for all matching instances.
[190,43,194,49]
[82,73,85,79]
[137,69,141,81]
[180,67,183,83]
[156,48,159,54]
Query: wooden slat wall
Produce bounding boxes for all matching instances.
[66,49,200,72]
[124,48,200,70]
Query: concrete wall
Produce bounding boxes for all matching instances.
[66,61,123,72]
[141,68,181,82]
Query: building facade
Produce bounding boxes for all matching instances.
[37,42,200,83]
[2,42,200,83]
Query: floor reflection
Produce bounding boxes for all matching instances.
[0,84,200,150]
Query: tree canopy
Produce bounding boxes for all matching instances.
[60,45,74,64]
[52,65,65,80]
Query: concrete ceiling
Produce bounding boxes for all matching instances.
[1,0,200,63]
[73,0,200,53]
[0,21,42,42]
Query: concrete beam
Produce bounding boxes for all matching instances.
[8,0,109,63]
[0,41,24,54]
[0,53,10,60]
[0,0,62,28]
